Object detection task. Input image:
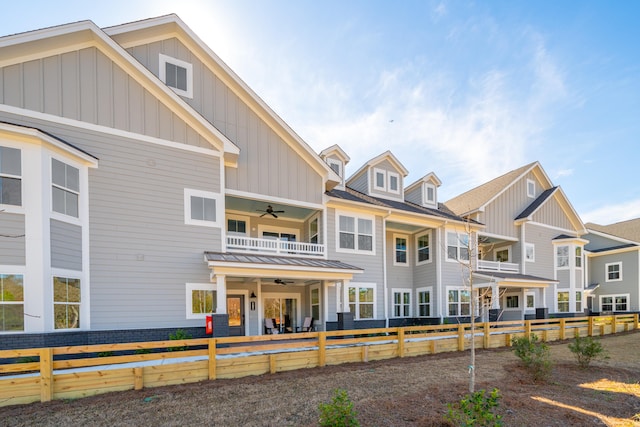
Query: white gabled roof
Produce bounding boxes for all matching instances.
[405,172,442,192]
[346,150,410,185]
[319,144,351,163]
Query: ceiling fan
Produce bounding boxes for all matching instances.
[257,205,285,218]
[274,279,294,286]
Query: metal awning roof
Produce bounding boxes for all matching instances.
[473,271,558,288]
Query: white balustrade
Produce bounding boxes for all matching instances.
[226,235,325,257]
[477,260,520,273]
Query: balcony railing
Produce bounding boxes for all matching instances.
[226,235,325,258]
[477,260,519,273]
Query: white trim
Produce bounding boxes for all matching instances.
[556,289,570,313]
[257,224,299,241]
[184,188,223,228]
[415,230,432,265]
[504,293,520,311]
[327,158,342,178]
[373,168,386,191]
[310,284,321,324]
[335,210,376,255]
[185,282,217,319]
[424,183,436,206]
[416,286,433,317]
[225,188,324,211]
[388,171,400,194]
[51,269,84,331]
[555,244,570,270]
[347,282,376,320]
[445,286,471,317]
[605,261,623,282]
[392,234,409,267]
[494,245,511,263]
[445,230,470,264]
[599,293,630,312]
[391,288,412,318]
[226,213,250,236]
[525,243,535,262]
[524,291,536,312]
[159,53,193,99]
[527,179,536,198]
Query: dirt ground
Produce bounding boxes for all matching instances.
[2,331,639,426]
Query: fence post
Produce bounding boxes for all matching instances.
[559,318,566,340]
[635,313,639,331]
[611,315,617,334]
[39,348,53,403]
[525,319,532,337]
[457,324,465,351]
[208,338,217,380]
[269,354,277,374]
[483,322,490,349]
[398,328,405,358]
[588,316,594,337]
[318,332,326,367]
[134,367,143,390]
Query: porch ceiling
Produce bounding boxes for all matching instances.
[225,195,314,221]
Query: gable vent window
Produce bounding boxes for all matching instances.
[159,54,193,98]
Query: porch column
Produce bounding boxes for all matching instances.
[491,283,500,309]
[216,274,227,314]
[341,279,350,312]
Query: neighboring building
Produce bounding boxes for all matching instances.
[583,219,640,314]
[0,15,635,348]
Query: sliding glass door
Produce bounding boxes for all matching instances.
[264,295,298,333]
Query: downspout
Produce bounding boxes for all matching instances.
[383,210,391,328]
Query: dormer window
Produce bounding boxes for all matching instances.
[374,169,385,190]
[388,172,399,194]
[327,158,342,178]
[159,54,193,98]
[425,183,436,205]
[527,179,536,198]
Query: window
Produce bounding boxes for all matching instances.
[505,295,519,309]
[527,179,536,198]
[310,287,320,321]
[576,291,582,313]
[159,54,193,98]
[556,245,569,268]
[337,213,374,253]
[575,247,582,268]
[394,235,408,265]
[416,232,431,264]
[184,189,222,227]
[0,274,23,331]
[425,184,436,204]
[0,146,21,207]
[52,158,79,218]
[448,288,470,316]
[388,172,400,194]
[227,218,246,235]
[392,289,411,317]
[309,218,318,244]
[186,283,217,319]
[525,243,535,262]
[417,287,432,317]
[374,169,385,190]
[557,291,569,313]
[447,232,469,261]
[53,276,81,329]
[600,295,628,312]
[327,158,342,177]
[495,247,510,262]
[348,284,374,319]
[606,262,622,282]
[525,292,535,309]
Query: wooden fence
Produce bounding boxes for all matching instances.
[1,314,638,407]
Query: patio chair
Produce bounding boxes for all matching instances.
[264,318,279,334]
[296,316,314,332]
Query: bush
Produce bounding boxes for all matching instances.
[168,329,192,351]
[318,389,359,427]
[445,388,502,427]
[568,333,607,368]
[511,334,553,381]
[97,351,114,357]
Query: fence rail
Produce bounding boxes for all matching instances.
[1,314,637,407]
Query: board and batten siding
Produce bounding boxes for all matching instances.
[531,196,574,231]
[0,212,25,265]
[126,38,324,205]
[0,48,211,150]
[50,219,82,271]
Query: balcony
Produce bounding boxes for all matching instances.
[477,260,519,273]
[226,235,325,258]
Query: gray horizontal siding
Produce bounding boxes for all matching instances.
[523,223,556,279]
[50,219,82,271]
[0,212,25,265]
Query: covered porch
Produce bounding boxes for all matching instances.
[203,252,363,336]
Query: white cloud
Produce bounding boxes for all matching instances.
[581,199,640,224]
[554,169,574,179]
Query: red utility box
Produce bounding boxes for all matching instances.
[205,315,213,335]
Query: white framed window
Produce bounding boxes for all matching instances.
[393,234,408,266]
[557,291,569,313]
[392,289,411,317]
[417,287,432,317]
[0,146,22,207]
[494,246,511,262]
[310,285,320,321]
[0,274,24,332]
[336,212,374,254]
[525,243,535,262]
[525,292,535,310]
[227,214,249,236]
[327,158,342,178]
[309,217,319,244]
[447,287,470,316]
[373,168,386,191]
[51,158,79,218]
[447,231,469,262]
[575,247,583,268]
[556,245,569,268]
[527,179,536,198]
[416,232,431,265]
[576,291,583,313]
[186,283,217,319]
[606,262,622,282]
[505,295,519,309]
[184,189,222,228]
[159,53,193,98]
[600,294,628,312]
[424,183,436,205]
[388,171,400,194]
[348,283,375,319]
[53,276,81,329]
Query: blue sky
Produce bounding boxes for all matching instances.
[2,1,639,225]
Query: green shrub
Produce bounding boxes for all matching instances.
[318,389,359,427]
[168,329,192,351]
[134,348,152,355]
[511,333,553,381]
[16,356,38,363]
[445,388,502,427]
[568,333,607,368]
[97,351,114,357]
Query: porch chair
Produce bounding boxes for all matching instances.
[296,316,314,333]
[264,318,279,334]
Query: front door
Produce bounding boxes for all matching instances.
[227,295,244,336]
